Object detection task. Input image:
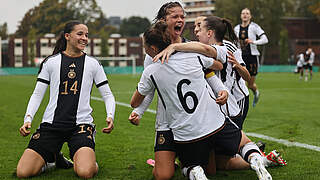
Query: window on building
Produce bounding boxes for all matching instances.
[311,41,320,46]
[15,43,22,47]
[129,42,140,48]
[297,41,307,46]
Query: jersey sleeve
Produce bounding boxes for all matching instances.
[37,61,50,84]
[98,83,115,120]
[94,61,108,88]
[137,67,155,96]
[234,49,245,66]
[255,24,266,37]
[198,55,214,69]
[24,82,48,123]
[211,45,227,63]
[144,54,153,68]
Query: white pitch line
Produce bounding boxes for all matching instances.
[91,96,320,152]
[91,96,156,114]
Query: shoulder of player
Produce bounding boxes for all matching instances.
[223,40,237,53]
[250,22,261,29]
[142,62,160,76]
[40,53,61,66]
[85,54,102,66]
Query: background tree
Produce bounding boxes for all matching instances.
[15,0,107,37]
[27,29,37,67]
[0,23,8,40]
[309,2,320,20]
[214,0,309,64]
[119,16,151,37]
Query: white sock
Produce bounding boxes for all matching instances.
[41,162,56,173]
[249,152,262,162]
[182,167,188,177]
[240,142,261,162]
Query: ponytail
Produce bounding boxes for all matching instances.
[204,16,238,45]
[221,18,238,45]
[52,31,67,55]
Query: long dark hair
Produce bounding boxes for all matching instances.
[154,1,184,22]
[52,20,82,55]
[204,16,238,45]
[143,21,171,52]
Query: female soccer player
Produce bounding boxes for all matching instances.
[17,20,115,179]
[304,48,315,81]
[132,20,274,180]
[128,2,225,180]
[154,15,250,129]
[234,8,268,107]
[153,15,285,179]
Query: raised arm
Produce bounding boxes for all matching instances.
[153,42,218,63]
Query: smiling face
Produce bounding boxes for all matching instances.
[165,6,185,42]
[65,24,88,53]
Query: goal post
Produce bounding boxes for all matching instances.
[96,56,136,74]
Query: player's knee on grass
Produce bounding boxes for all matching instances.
[153,163,175,180]
[153,168,174,180]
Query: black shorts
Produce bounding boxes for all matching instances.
[243,54,259,76]
[214,119,242,156]
[175,119,241,167]
[235,96,249,129]
[154,130,176,152]
[27,123,96,163]
[304,64,312,70]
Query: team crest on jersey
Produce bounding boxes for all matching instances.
[158,134,165,144]
[241,31,246,39]
[32,132,40,139]
[68,69,76,79]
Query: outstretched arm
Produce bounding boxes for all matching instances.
[153,42,218,63]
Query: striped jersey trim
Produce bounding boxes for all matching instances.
[96,80,109,88]
[37,78,50,85]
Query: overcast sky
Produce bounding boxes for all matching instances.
[0,0,183,34]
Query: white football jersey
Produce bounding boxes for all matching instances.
[234,22,268,56]
[297,53,305,67]
[211,43,241,117]
[305,51,315,65]
[138,54,169,130]
[34,53,112,128]
[223,40,249,102]
[137,52,225,142]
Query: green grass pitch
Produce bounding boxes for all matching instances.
[0,72,319,179]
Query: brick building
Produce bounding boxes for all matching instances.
[282,17,320,64]
[6,35,144,67]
